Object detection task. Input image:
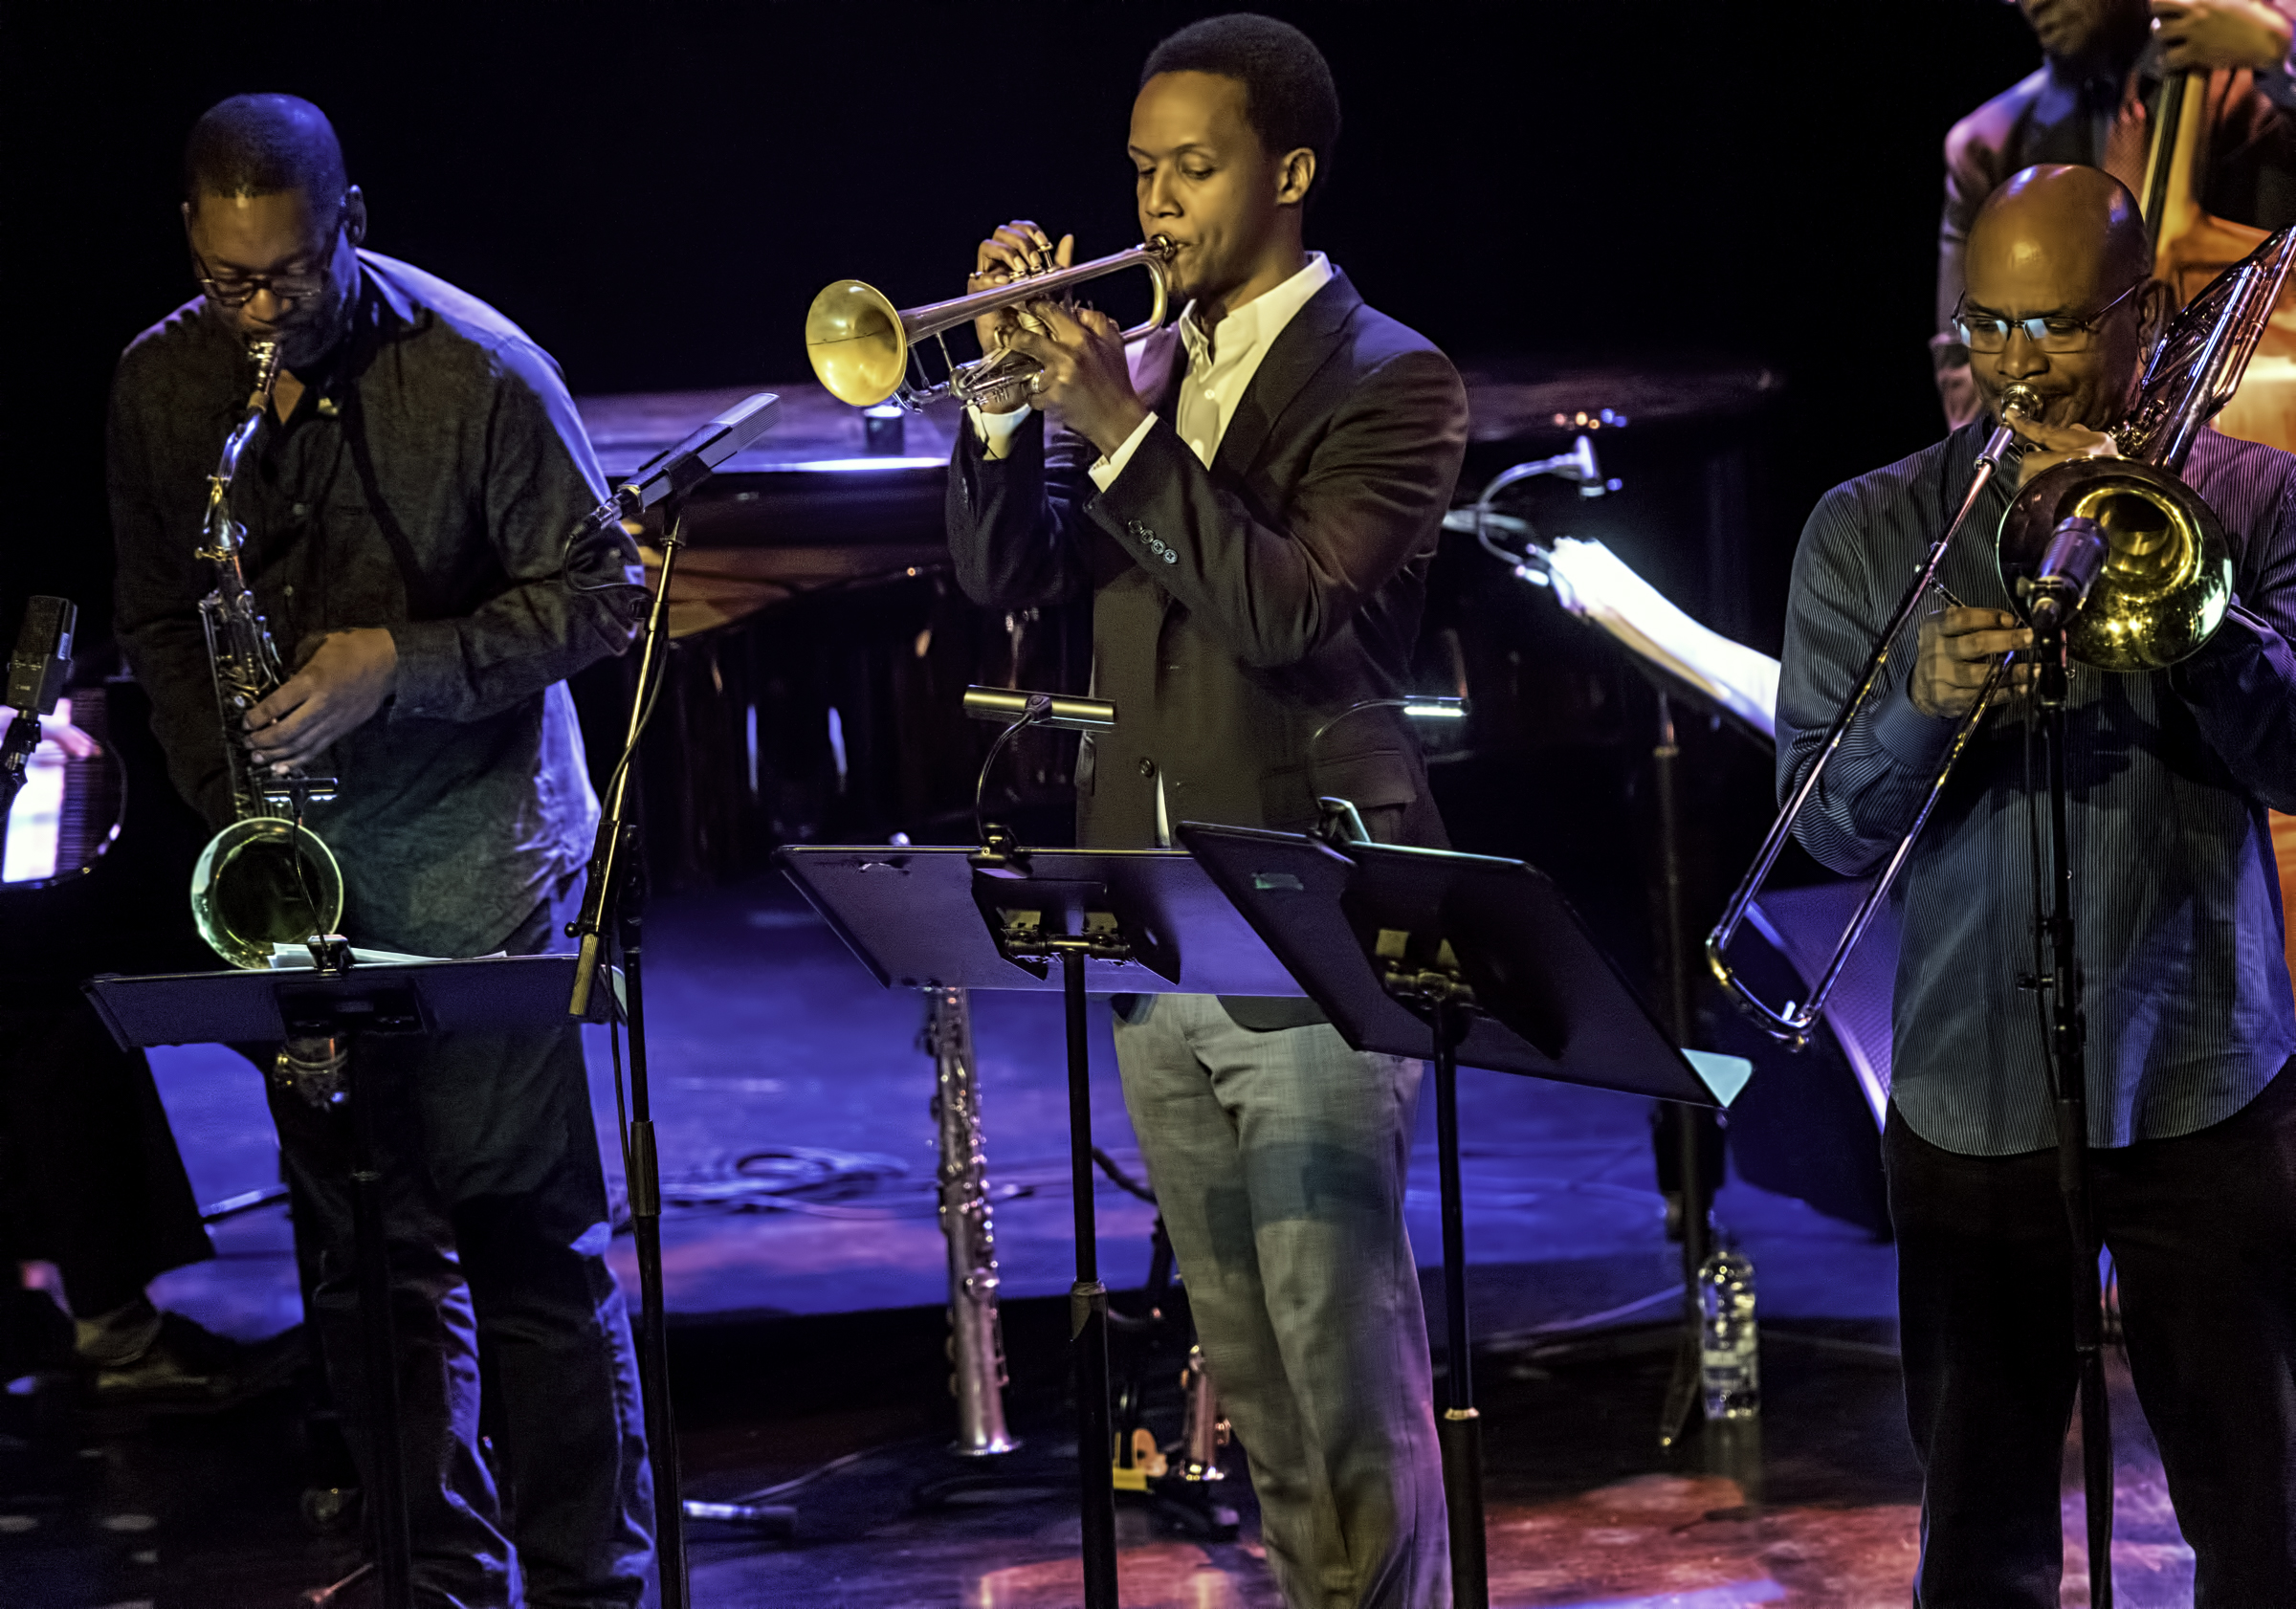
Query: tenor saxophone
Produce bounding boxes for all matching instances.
[925,985,1019,1455]
[188,338,346,970]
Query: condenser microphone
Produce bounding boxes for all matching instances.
[4,594,76,820]
[5,595,75,716]
[2028,517,2108,632]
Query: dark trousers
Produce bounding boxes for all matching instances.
[1886,1063,2296,1608]
[0,999,210,1316]
[266,899,651,1609]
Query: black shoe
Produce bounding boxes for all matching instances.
[81,1312,303,1414]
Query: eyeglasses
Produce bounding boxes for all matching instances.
[1953,279,2145,354]
[189,226,341,309]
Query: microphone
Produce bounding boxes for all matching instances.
[4,594,76,820]
[6,595,75,716]
[613,391,781,517]
[2028,516,2108,632]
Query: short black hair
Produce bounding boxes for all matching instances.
[1141,13,1340,203]
[183,94,347,213]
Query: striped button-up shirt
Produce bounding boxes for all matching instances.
[1777,421,2296,1155]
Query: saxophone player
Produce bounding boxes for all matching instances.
[108,96,651,1604]
[945,16,1467,1607]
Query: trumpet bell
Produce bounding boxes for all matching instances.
[192,816,346,971]
[1998,457,2232,671]
[806,278,910,408]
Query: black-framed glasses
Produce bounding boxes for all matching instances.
[189,215,343,309]
[1953,278,2145,354]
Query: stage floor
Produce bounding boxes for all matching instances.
[4,871,2197,1605]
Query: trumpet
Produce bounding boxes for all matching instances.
[1707,226,2296,1047]
[806,237,1176,411]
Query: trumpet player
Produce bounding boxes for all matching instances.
[1778,164,2296,1603]
[944,14,1467,1608]
[108,95,651,1605]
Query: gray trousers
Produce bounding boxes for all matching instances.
[1112,993,1448,1609]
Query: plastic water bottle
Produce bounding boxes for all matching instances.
[1699,1243,1759,1421]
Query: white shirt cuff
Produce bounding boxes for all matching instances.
[1087,412,1159,492]
[967,402,1034,460]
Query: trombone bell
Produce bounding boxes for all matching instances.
[1998,458,2231,672]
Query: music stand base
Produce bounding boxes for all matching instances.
[1439,1406,1488,1607]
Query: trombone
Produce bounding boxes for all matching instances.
[806,237,1176,411]
[1708,225,2296,1047]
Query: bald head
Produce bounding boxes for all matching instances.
[1960,164,2166,431]
[1969,164,2150,294]
[183,94,346,215]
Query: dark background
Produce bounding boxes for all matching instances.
[0,0,2049,1217]
[8,0,2039,653]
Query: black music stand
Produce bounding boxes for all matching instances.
[84,952,614,1609]
[1179,822,1750,1609]
[776,843,1302,1609]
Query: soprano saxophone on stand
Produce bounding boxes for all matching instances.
[189,338,346,971]
[925,985,1019,1455]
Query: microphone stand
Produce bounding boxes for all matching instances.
[568,496,687,1609]
[1,709,42,820]
[2031,615,2114,1607]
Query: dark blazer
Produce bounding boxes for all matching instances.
[945,269,1469,860]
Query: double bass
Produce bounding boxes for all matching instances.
[2140,65,2296,977]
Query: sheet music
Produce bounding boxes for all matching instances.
[1540,539,1780,743]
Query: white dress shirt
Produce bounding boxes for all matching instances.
[967,252,1336,843]
[970,252,1335,482]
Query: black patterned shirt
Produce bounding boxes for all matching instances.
[109,252,641,958]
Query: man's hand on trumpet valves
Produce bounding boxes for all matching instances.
[996,299,1151,458]
[970,220,1072,412]
[1911,606,2035,721]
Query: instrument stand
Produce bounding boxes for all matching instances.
[568,496,689,1609]
[1181,822,1752,1609]
[2032,626,2115,1607]
[1107,1199,1238,1541]
[1,710,41,820]
[779,827,1311,1609]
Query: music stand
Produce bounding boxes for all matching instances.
[775,843,1302,1609]
[1179,822,1750,1609]
[84,952,614,1609]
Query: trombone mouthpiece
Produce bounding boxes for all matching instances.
[1998,385,2042,424]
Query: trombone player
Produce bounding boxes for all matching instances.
[1777,163,2296,1602]
[943,14,1466,1607]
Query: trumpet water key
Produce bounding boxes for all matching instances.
[189,337,346,969]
